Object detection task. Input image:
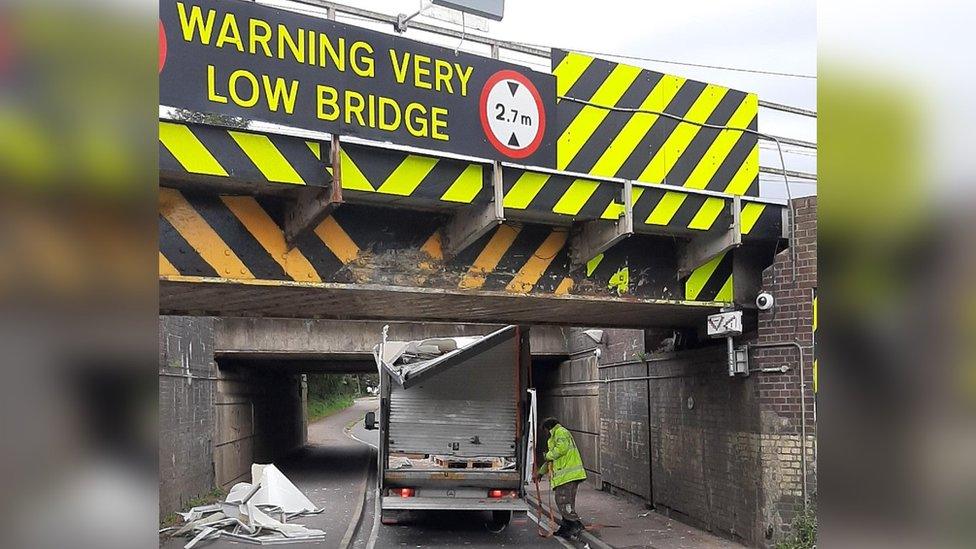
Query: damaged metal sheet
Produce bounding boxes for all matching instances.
[164,463,326,547]
[376,325,516,389]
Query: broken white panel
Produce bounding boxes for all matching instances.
[250,463,317,513]
[177,504,221,522]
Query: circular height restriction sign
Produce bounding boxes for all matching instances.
[479,69,546,159]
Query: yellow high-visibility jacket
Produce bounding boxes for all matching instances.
[538,423,587,488]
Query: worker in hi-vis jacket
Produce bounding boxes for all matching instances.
[535,416,587,538]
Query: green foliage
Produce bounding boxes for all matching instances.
[776,504,817,549]
[160,486,227,530]
[305,373,374,422]
[307,393,354,422]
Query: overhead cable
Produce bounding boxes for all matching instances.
[514,42,817,80]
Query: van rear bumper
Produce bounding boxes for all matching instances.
[382,496,530,511]
[384,469,521,489]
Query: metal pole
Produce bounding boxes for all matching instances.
[748,341,809,506]
[758,166,817,181]
[760,135,817,150]
[758,99,817,118]
[291,0,550,57]
[287,1,820,122]
[727,336,736,377]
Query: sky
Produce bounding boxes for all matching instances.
[266,0,818,198]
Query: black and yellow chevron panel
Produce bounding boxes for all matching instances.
[552,49,759,197]
[685,250,734,302]
[499,168,781,238]
[501,168,623,221]
[160,120,778,237]
[160,121,491,207]
[629,185,780,238]
[160,121,329,187]
[159,189,731,303]
[339,143,491,206]
[738,200,783,240]
[812,290,818,393]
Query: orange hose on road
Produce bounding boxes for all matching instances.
[532,461,557,538]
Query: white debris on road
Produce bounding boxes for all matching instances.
[162,464,326,547]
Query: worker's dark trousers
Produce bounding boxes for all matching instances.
[553,480,583,527]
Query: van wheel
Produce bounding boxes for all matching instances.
[485,510,512,533]
[380,510,400,525]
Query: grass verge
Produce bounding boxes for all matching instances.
[776,504,817,549]
[308,393,355,423]
[160,486,227,532]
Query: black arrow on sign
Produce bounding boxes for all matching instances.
[507,81,520,95]
[508,133,520,147]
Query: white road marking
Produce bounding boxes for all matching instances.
[525,510,575,548]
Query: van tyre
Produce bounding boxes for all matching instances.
[485,510,512,533]
[379,509,400,525]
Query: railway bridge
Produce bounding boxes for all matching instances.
[158,2,808,547]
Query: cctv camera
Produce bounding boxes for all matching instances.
[756,292,774,311]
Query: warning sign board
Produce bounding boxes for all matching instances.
[159,0,555,167]
[706,311,742,337]
[479,70,546,159]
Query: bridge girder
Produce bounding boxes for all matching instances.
[159,121,786,325]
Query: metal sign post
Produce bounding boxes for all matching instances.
[706,310,748,376]
[432,0,505,21]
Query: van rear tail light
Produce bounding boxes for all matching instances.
[488,489,516,498]
[392,487,415,497]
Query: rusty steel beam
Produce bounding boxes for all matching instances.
[441,161,505,258]
[284,136,343,248]
[160,277,723,329]
[678,196,742,279]
[568,180,634,269]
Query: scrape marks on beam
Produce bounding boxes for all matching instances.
[159,192,736,303]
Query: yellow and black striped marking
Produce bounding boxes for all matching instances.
[501,168,622,221]
[159,121,329,187]
[160,121,780,237]
[160,190,735,303]
[339,143,490,205]
[812,290,818,393]
[159,187,359,283]
[500,169,781,239]
[552,49,759,197]
[685,250,734,302]
[160,121,491,207]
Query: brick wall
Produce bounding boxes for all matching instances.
[596,345,762,545]
[535,328,648,488]
[582,198,817,547]
[752,196,818,544]
[600,360,651,500]
[645,347,762,544]
[159,316,217,518]
[159,316,308,518]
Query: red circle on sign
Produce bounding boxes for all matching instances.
[159,20,167,74]
[479,69,546,159]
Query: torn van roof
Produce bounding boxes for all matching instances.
[375,325,517,388]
